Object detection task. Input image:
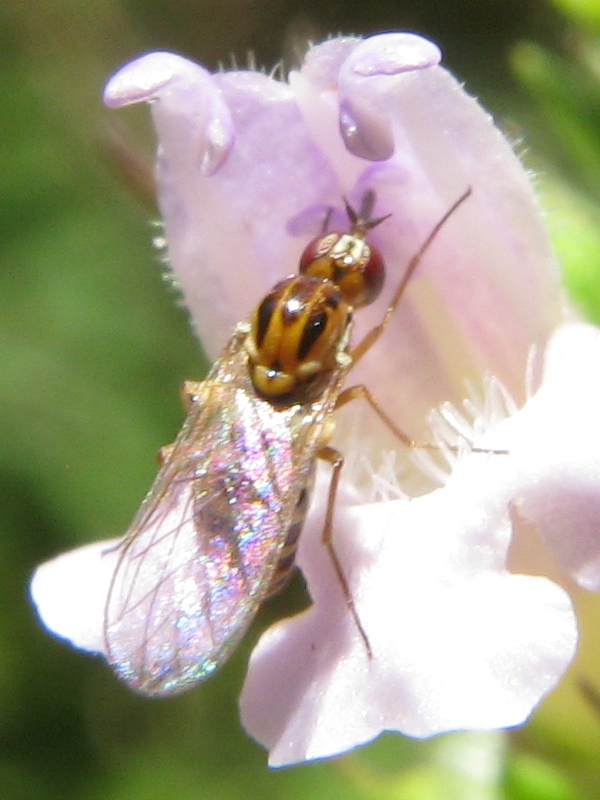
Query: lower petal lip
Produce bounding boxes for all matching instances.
[30,539,121,656]
[240,463,578,766]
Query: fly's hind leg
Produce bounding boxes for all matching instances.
[318,444,373,660]
[317,384,441,662]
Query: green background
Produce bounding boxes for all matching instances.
[2,0,600,798]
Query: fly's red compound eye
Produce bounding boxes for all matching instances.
[299,232,385,308]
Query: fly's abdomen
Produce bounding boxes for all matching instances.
[265,470,314,598]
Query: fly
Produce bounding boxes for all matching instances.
[104,188,472,695]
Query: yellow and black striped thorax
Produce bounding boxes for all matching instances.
[245,275,351,405]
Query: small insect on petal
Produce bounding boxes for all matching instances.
[101,187,477,695]
[33,186,473,697]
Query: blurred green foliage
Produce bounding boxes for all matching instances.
[2,1,600,798]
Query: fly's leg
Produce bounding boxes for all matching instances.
[322,386,503,662]
[337,384,508,455]
[351,188,472,366]
[318,444,373,660]
[336,385,438,449]
[317,388,430,662]
[318,188,500,659]
[345,187,505,456]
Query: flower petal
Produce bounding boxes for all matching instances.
[105,34,565,449]
[337,33,442,160]
[502,323,600,589]
[294,33,565,420]
[106,51,336,358]
[240,463,577,766]
[30,539,119,655]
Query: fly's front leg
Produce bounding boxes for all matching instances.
[318,445,373,660]
[351,187,473,366]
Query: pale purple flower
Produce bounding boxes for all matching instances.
[240,323,597,765]
[30,33,600,766]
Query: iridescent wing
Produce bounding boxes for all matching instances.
[104,364,300,695]
[104,330,348,696]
